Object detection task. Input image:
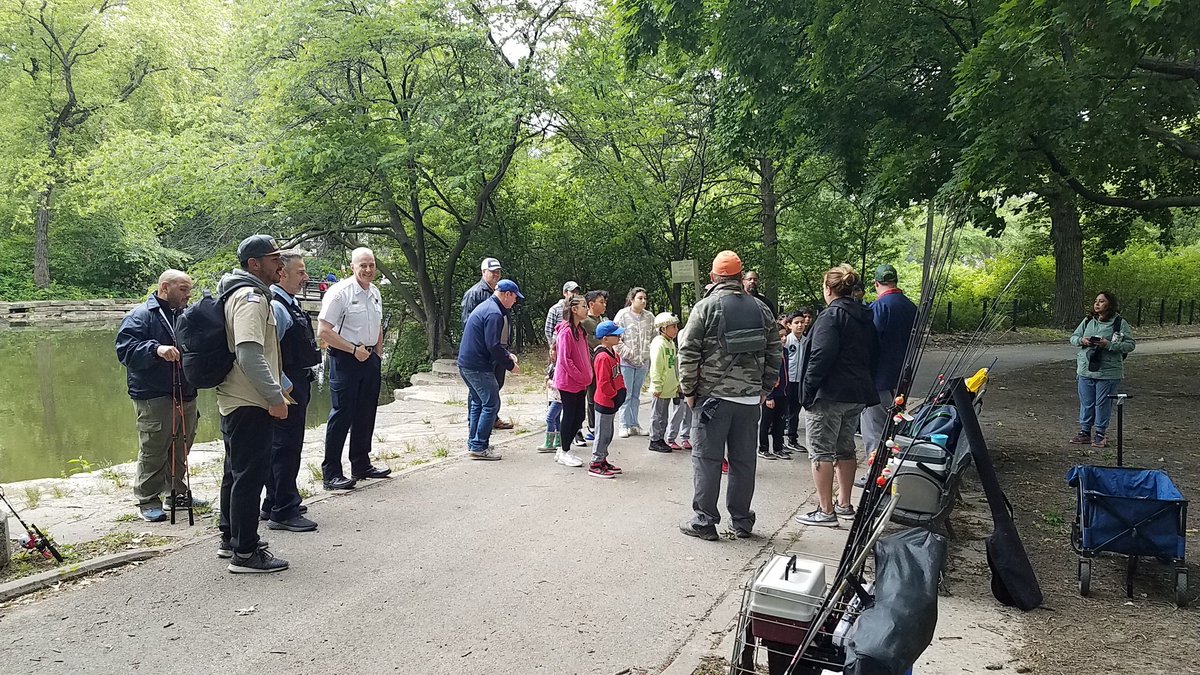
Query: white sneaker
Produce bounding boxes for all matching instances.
[618,428,631,438]
[556,449,584,467]
[633,426,646,436]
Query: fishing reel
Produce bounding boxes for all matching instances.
[19,529,63,562]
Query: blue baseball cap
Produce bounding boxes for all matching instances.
[496,279,524,300]
[595,320,624,339]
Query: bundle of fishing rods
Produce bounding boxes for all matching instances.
[783,210,1032,672]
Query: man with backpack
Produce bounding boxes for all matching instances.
[115,269,205,523]
[678,251,782,541]
[214,235,291,573]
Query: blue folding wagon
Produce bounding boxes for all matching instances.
[1066,464,1188,607]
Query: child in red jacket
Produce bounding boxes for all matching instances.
[591,321,627,478]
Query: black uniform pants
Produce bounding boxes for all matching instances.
[322,350,381,480]
[219,405,272,555]
[263,371,310,521]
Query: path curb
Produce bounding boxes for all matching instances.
[0,546,167,603]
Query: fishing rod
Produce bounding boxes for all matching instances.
[786,209,966,672]
[0,486,64,563]
[169,363,195,527]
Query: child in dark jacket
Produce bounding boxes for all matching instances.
[591,321,628,478]
[759,325,792,460]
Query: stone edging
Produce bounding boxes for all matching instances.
[0,299,140,330]
[0,547,166,603]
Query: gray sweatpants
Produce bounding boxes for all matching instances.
[858,388,893,458]
[687,398,759,532]
[592,412,616,464]
[649,395,692,442]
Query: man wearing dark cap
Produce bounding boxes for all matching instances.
[859,264,917,460]
[215,234,290,573]
[457,279,524,460]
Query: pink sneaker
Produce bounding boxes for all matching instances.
[682,440,693,451]
[667,440,682,451]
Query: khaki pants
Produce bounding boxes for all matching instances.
[133,397,198,507]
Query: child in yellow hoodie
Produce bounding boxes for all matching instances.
[647,312,692,453]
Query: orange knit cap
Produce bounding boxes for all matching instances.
[711,250,743,276]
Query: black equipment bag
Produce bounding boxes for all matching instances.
[176,281,257,388]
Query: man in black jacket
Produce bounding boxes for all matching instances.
[115,270,205,522]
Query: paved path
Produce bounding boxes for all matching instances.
[2,337,1196,674]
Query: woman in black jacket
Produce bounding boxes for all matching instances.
[795,264,880,527]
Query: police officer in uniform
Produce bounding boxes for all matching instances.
[261,251,320,531]
[317,247,391,490]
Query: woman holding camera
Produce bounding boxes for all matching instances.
[1069,291,1136,448]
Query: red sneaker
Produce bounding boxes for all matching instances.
[602,460,623,474]
[721,459,729,474]
[588,462,616,478]
[682,440,693,450]
[667,440,683,451]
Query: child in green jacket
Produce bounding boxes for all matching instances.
[647,312,692,453]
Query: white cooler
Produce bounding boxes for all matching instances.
[749,554,826,645]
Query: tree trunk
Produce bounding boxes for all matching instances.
[1048,190,1084,328]
[34,185,53,289]
[757,156,780,308]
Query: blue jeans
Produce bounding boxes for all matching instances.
[1077,376,1120,437]
[619,364,649,430]
[461,368,501,453]
[545,400,562,433]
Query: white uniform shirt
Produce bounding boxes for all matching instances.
[318,277,383,347]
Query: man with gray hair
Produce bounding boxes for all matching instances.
[116,269,205,523]
[317,247,391,491]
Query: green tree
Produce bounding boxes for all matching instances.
[242,0,567,357]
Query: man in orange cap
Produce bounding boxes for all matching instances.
[677,250,782,540]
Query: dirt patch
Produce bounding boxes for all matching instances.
[973,353,1199,674]
[2,530,170,585]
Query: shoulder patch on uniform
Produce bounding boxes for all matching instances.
[245,294,262,303]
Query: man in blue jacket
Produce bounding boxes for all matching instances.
[115,270,205,522]
[860,264,918,458]
[457,279,523,461]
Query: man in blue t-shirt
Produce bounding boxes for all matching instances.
[860,264,917,459]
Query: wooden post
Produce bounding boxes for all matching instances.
[1011,299,1019,332]
[946,301,954,332]
[1136,298,1143,327]
[1158,298,1165,325]
[1177,299,1183,325]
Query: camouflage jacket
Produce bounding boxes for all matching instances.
[678,280,782,399]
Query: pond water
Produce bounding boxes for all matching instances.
[0,328,393,483]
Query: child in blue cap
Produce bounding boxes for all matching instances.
[590,321,627,478]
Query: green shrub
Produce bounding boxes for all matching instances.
[384,320,431,386]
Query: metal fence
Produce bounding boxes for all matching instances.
[934,298,1198,333]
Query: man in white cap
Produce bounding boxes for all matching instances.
[461,257,503,326]
[543,281,583,345]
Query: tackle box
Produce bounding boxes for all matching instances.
[749,554,826,645]
[887,440,953,514]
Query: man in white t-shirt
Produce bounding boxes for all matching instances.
[317,247,391,491]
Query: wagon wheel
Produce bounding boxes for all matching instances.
[1176,568,1189,608]
[1078,558,1091,597]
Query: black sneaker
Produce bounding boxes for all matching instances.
[679,521,719,541]
[757,448,778,460]
[266,515,318,532]
[217,539,270,559]
[227,548,289,574]
[772,449,793,460]
[648,439,672,453]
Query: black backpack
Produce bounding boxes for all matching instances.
[176,281,258,388]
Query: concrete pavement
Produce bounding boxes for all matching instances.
[3,337,1196,674]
